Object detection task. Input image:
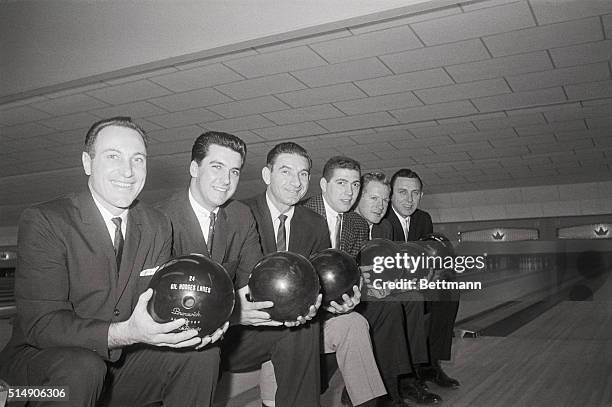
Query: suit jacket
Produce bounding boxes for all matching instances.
[159,190,263,289]
[384,208,433,242]
[0,191,171,363]
[244,193,330,257]
[302,194,369,258]
[371,218,393,240]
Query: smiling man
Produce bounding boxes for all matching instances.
[160,133,321,407]
[0,117,214,407]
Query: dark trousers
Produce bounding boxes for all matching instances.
[0,344,219,407]
[357,302,412,400]
[401,300,429,365]
[221,321,320,407]
[425,299,459,362]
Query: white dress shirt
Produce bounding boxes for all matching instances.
[91,190,127,243]
[392,207,410,241]
[322,197,342,249]
[265,191,295,247]
[189,188,219,246]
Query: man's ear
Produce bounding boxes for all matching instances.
[82,152,92,175]
[262,166,271,185]
[319,177,327,194]
[189,160,199,178]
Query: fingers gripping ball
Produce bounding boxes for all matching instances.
[147,254,235,336]
[311,249,361,306]
[248,251,320,322]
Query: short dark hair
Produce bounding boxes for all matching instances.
[266,142,312,171]
[390,168,424,191]
[322,156,361,181]
[84,117,148,157]
[191,131,247,167]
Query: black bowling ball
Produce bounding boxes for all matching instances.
[147,254,235,337]
[311,249,361,306]
[419,232,456,260]
[398,241,430,280]
[248,251,320,322]
[358,238,403,281]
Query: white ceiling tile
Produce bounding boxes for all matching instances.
[149,64,244,92]
[105,67,180,86]
[415,78,511,104]
[550,39,612,67]
[44,112,102,131]
[44,83,108,99]
[380,39,489,74]
[89,101,167,119]
[208,96,289,119]
[333,92,422,115]
[586,116,612,129]
[348,129,409,144]
[256,30,352,53]
[473,87,566,112]
[1,122,54,139]
[252,122,327,140]
[473,113,545,130]
[411,1,535,45]
[349,6,462,34]
[390,100,478,123]
[0,106,51,126]
[317,112,397,132]
[149,88,232,112]
[136,119,163,132]
[232,130,267,143]
[447,51,553,83]
[461,0,521,12]
[276,83,367,108]
[411,121,479,137]
[483,17,602,57]
[470,145,529,158]
[582,97,612,106]
[44,128,88,145]
[147,125,203,143]
[147,108,222,128]
[311,25,422,64]
[414,151,472,163]
[215,73,306,100]
[505,101,580,116]
[565,80,612,101]
[291,58,391,87]
[506,62,610,92]
[224,47,327,78]
[542,105,589,122]
[174,50,259,70]
[262,104,345,125]
[530,0,612,25]
[391,135,454,149]
[604,14,612,38]
[437,111,507,124]
[4,137,60,152]
[86,80,172,105]
[355,68,454,96]
[450,128,516,143]
[31,94,109,116]
[490,133,556,147]
[555,128,608,141]
[202,115,276,133]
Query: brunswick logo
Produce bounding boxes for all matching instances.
[594,226,609,237]
[492,231,505,240]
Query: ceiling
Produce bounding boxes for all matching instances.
[1,0,612,227]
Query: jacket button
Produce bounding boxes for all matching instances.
[113,309,120,316]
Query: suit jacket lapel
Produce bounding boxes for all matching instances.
[253,194,277,254]
[211,206,228,264]
[76,191,119,290]
[288,207,307,254]
[115,206,142,304]
[176,190,209,256]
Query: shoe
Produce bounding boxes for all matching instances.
[376,394,413,407]
[400,379,441,404]
[421,362,460,388]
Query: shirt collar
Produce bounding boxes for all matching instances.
[189,188,219,218]
[90,188,128,225]
[393,206,409,222]
[265,190,295,222]
[322,195,340,222]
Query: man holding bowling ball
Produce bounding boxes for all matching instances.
[0,117,216,406]
[385,169,460,392]
[160,132,322,407]
[245,142,387,407]
[304,158,416,407]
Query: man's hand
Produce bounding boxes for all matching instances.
[233,286,283,327]
[195,321,230,350]
[325,285,361,314]
[283,294,322,327]
[109,289,201,349]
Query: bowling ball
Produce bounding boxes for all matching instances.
[398,241,430,280]
[358,238,403,281]
[311,249,361,306]
[147,254,235,337]
[419,232,456,261]
[248,251,320,322]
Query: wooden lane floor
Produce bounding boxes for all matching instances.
[430,271,612,407]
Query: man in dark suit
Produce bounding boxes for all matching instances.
[159,132,321,407]
[246,143,386,407]
[304,157,416,407]
[385,169,460,389]
[0,117,216,406]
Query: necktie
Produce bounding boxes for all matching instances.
[335,213,343,250]
[276,214,287,251]
[111,217,124,271]
[207,212,216,255]
[403,217,410,242]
